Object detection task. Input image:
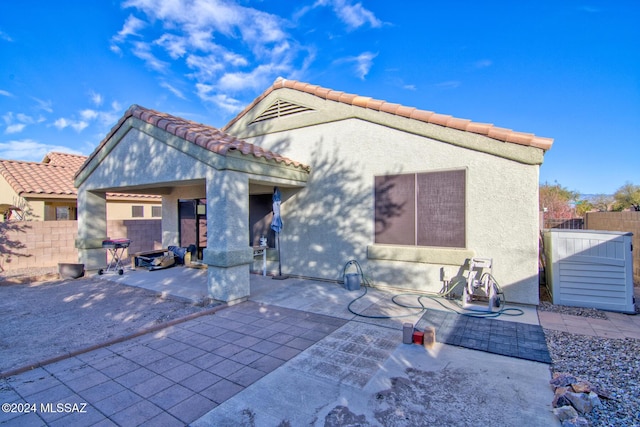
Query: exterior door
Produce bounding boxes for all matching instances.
[179,199,207,260]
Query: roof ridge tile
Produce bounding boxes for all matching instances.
[78,104,309,173]
[223,78,553,151]
[352,96,373,108]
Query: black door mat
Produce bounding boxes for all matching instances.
[416,309,551,364]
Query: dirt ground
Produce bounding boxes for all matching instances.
[0,274,217,375]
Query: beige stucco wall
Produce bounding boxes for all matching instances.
[0,176,19,207]
[242,118,541,305]
[42,199,76,220]
[0,177,42,220]
[25,200,45,220]
[106,200,162,220]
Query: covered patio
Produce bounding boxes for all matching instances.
[74,105,309,303]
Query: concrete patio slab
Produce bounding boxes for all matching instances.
[12,268,624,426]
[97,266,210,303]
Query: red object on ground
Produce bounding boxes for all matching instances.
[412,330,424,345]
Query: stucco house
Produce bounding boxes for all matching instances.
[75,79,553,305]
[0,152,161,221]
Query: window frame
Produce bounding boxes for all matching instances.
[374,167,467,249]
[131,205,144,218]
[55,206,70,221]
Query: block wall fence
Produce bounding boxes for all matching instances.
[585,211,640,285]
[0,220,161,272]
[2,213,637,284]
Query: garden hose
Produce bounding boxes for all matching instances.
[346,267,524,319]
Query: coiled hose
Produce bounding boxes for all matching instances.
[345,263,524,319]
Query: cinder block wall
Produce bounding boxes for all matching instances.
[0,220,161,272]
[586,211,640,284]
[105,219,163,255]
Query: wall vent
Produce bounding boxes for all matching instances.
[250,99,313,124]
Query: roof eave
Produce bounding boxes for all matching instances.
[223,79,554,155]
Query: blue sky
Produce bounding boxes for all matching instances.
[1,1,638,195]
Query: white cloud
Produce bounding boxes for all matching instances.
[111,101,122,112]
[579,5,601,13]
[90,91,103,106]
[0,30,13,42]
[110,14,147,54]
[155,33,188,59]
[0,139,83,162]
[132,41,169,72]
[160,82,186,100]
[80,109,99,120]
[195,84,244,113]
[15,113,34,123]
[354,51,377,79]
[436,80,462,89]
[217,62,291,92]
[118,0,306,110]
[53,118,70,130]
[335,51,377,80]
[113,14,146,43]
[52,100,124,134]
[71,121,89,132]
[53,117,89,132]
[474,59,493,69]
[5,124,26,134]
[239,11,288,45]
[32,97,53,113]
[2,112,39,134]
[222,51,249,67]
[123,0,279,41]
[186,54,225,81]
[0,89,12,97]
[313,0,382,30]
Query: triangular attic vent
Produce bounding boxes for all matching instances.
[250,99,313,124]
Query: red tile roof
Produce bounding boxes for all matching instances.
[0,154,160,200]
[42,152,87,169]
[224,79,554,151]
[78,105,310,179]
[0,159,78,196]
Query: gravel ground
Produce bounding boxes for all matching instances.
[545,330,640,426]
[541,291,640,427]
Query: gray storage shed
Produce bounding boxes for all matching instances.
[543,229,635,313]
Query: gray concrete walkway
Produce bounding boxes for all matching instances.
[1,300,347,426]
[0,271,581,426]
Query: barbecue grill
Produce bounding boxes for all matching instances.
[99,238,131,275]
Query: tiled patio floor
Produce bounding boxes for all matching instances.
[0,301,346,427]
[2,270,636,426]
[418,309,552,363]
[538,309,640,339]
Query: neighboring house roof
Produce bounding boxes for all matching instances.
[0,154,160,200]
[224,78,554,151]
[42,152,87,169]
[75,105,310,181]
[0,159,77,197]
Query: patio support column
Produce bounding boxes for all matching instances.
[203,171,252,303]
[76,189,107,270]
